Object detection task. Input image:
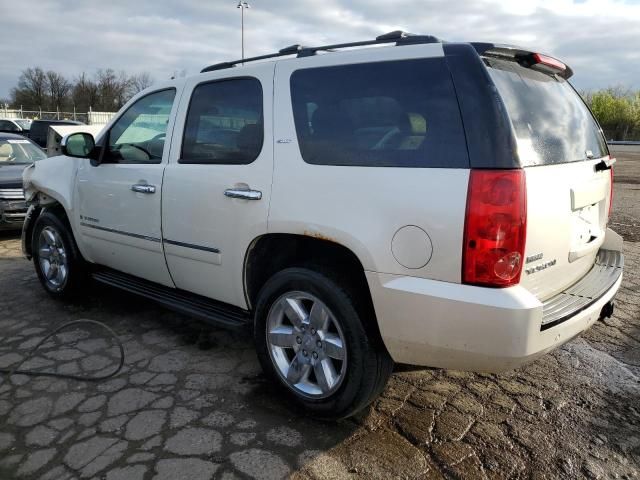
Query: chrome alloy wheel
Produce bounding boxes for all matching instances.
[38,226,68,290]
[266,292,347,398]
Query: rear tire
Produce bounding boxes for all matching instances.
[254,267,393,419]
[32,211,86,299]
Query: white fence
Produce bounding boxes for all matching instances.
[0,107,116,126]
[87,111,116,125]
[0,108,21,120]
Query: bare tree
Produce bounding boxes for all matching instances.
[46,71,71,110]
[115,70,134,107]
[95,69,133,110]
[10,67,48,110]
[72,72,99,111]
[129,72,154,96]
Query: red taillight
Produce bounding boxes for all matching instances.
[463,169,527,287]
[531,53,567,72]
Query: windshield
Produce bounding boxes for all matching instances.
[485,58,608,166]
[0,138,47,164]
[14,120,31,130]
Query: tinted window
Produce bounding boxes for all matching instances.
[486,58,607,166]
[290,58,468,168]
[0,121,18,132]
[28,122,49,147]
[29,121,83,147]
[106,89,176,164]
[14,120,31,130]
[181,78,263,165]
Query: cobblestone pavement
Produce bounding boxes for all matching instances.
[0,150,638,479]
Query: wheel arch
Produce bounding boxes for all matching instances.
[243,233,386,349]
[23,201,72,258]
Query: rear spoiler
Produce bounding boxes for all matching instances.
[471,43,574,79]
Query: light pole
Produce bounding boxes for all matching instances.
[237,1,250,62]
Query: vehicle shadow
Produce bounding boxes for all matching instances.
[0,230,21,240]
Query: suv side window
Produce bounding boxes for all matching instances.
[290,58,468,168]
[180,78,263,165]
[0,121,18,132]
[105,89,176,164]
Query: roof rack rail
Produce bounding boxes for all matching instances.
[200,30,440,73]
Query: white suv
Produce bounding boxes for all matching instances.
[22,32,623,418]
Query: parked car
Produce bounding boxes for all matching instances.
[28,119,83,150]
[0,133,46,230]
[22,31,623,419]
[0,118,32,135]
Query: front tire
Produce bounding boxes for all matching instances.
[32,211,86,299]
[254,267,393,419]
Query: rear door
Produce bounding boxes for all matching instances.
[485,58,612,300]
[161,64,274,308]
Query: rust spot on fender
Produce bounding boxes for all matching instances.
[303,230,336,243]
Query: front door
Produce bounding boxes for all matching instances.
[75,87,180,287]
[162,64,274,307]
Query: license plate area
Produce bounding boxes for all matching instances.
[570,203,601,249]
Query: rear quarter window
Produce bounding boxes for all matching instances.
[290,58,469,168]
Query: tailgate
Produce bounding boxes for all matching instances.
[484,54,612,300]
[523,160,611,300]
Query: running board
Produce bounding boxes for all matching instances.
[91,269,251,330]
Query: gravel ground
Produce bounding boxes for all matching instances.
[0,149,638,479]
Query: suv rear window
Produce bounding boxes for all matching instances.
[485,58,607,166]
[290,58,468,168]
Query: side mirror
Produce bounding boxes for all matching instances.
[61,132,96,158]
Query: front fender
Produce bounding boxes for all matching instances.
[23,156,78,214]
[21,205,41,259]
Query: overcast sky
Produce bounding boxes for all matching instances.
[1,0,639,101]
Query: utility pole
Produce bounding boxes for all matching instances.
[237,1,250,61]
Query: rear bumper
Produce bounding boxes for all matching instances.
[367,248,623,372]
[541,249,623,329]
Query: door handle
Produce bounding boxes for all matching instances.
[224,188,262,200]
[131,184,156,194]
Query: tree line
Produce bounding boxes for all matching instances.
[582,88,640,141]
[3,67,154,113]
